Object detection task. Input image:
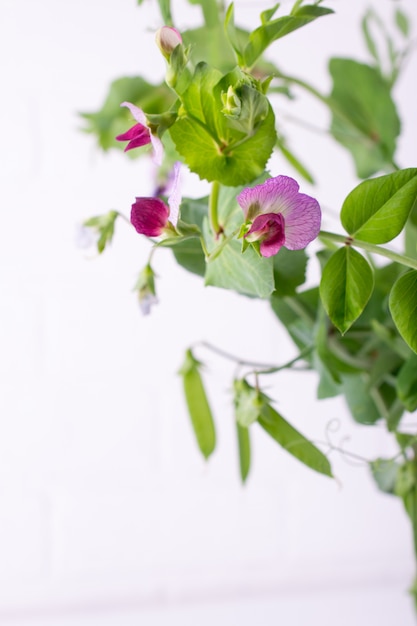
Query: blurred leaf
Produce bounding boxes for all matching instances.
[389,270,417,354]
[179,349,216,459]
[320,247,374,334]
[83,210,119,254]
[341,169,417,243]
[397,353,417,412]
[329,59,400,178]
[272,248,308,296]
[236,423,251,483]
[183,25,237,71]
[395,8,410,37]
[370,458,400,494]
[275,138,315,184]
[258,403,333,477]
[341,374,381,425]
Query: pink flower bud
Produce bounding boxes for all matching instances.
[155,26,182,56]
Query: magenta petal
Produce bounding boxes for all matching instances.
[245,213,285,257]
[116,123,151,152]
[131,197,169,237]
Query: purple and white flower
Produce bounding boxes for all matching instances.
[237,175,321,258]
[130,162,181,237]
[116,102,163,165]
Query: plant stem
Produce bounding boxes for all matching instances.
[209,180,222,237]
[320,230,417,271]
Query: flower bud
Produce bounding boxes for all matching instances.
[221,86,242,119]
[134,264,158,315]
[155,26,182,58]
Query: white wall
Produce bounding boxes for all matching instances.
[1,0,417,624]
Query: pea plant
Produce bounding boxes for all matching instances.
[81,0,417,603]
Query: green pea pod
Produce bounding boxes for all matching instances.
[179,349,216,459]
[236,423,251,484]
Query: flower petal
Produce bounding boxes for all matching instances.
[120,101,147,125]
[245,213,285,257]
[237,176,300,220]
[281,193,321,250]
[149,133,164,166]
[167,161,182,226]
[116,123,151,152]
[131,197,169,237]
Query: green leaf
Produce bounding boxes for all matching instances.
[236,423,251,483]
[395,8,410,38]
[83,210,119,254]
[156,0,173,25]
[205,236,274,298]
[170,63,276,186]
[389,270,417,354]
[272,248,308,296]
[361,10,380,65]
[329,59,401,178]
[341,169,417,243]
[370,458,400,495]
[341,374,381,425]
[179,349,216,459]
[258,403,333,478]
[320,247,374,334]
[397,353,417,412]
[171,197,207,277]
[243,5,333,68]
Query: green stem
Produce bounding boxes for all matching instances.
[209,180,222,237]
[207,227,239,262]
[320,230,417,271]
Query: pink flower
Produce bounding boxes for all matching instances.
[237,176,321,258]
[116,102,163,165]
[155,26,182,56]
[131,162,181,237]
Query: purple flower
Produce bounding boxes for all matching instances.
[116,102,163,165]
[131,162,181,237]
[237,175,321,258]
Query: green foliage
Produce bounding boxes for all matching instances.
[83,210,119,254]
[390,270,417,354]
[320,246,374,334]
[236,423,251,483]
[258,402,333,478]
[225,3,333,69]
[169,63,276,185]
[272,248,308,296]
[341,169,417,243]
[328,59,400,178]
[171,197,207,276]
[179,349,216,459]
[370,458,400,495]
[204,236,275,298]
[397,354,417,412]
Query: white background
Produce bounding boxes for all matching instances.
[1,0,417,624]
